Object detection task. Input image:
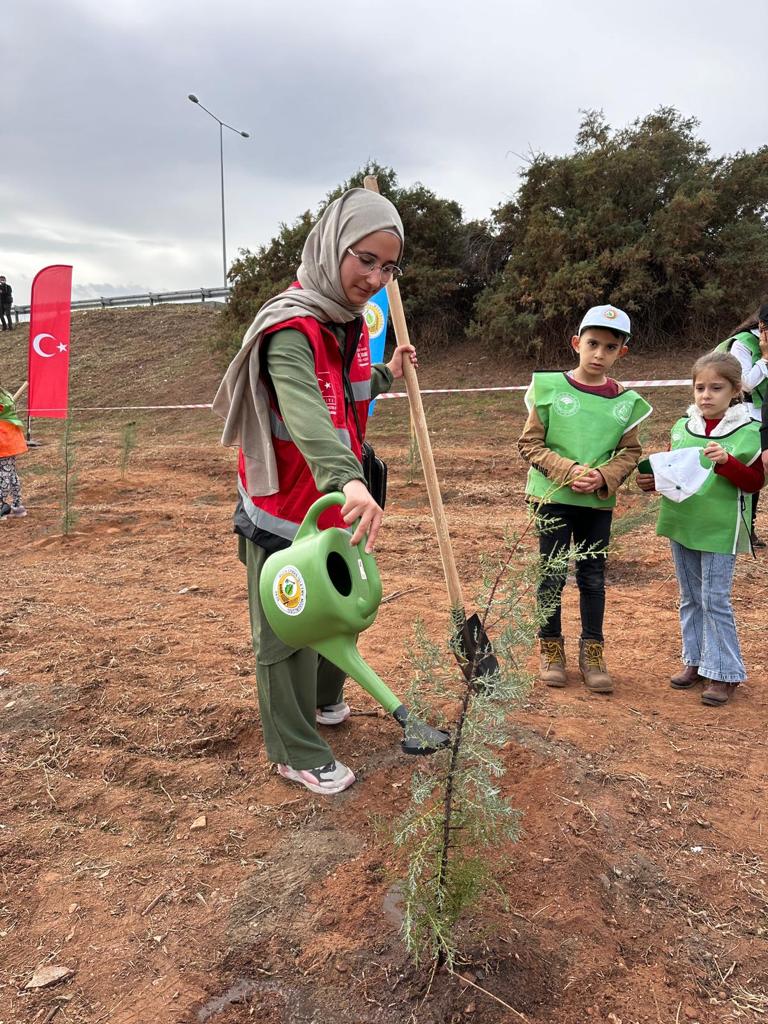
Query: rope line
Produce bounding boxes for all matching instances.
[18,379,691,415]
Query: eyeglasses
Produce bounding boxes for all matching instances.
[346,247,403,283]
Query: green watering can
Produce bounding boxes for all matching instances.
[259,492,450,755]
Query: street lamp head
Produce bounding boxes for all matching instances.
[188,94,199,103]
[240,131,250,138]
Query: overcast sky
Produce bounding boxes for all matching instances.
[3,0,766,306]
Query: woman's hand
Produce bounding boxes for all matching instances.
[703,441,728,465]
[341,479,383,553]
[636,472,656,492]
[762,450,768,474]
[758,324,768,359]
[386,344,417,380]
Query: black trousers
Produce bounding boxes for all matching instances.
[536,502,613,642]
[0,304,12,330]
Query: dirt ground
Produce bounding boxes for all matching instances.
[1,306,767,1024]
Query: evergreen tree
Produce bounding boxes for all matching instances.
[471,108,768,354]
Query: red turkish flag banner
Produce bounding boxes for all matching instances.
[27,265,73,419]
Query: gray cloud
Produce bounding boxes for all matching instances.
[5,0,766,304]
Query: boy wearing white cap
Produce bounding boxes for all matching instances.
[518,305,652,693]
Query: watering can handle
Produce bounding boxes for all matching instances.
[294,491,364,548]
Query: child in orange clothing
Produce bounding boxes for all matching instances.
[0,386,28,518]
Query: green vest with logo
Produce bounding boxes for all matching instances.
[0,389,23,430]
[715,332,765,409]
[524,373,652,509]
[656,415,761,554]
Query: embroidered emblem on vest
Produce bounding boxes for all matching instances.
[317,372,338,414]
[553,393,581,417]
[612,400,633,424]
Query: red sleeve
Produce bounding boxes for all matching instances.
[715,454,765,493]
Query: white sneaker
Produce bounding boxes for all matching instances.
[316,701,351,726]
[277,760,355,795]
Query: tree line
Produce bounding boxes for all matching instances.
[223,108,768,357]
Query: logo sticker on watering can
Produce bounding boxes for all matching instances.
[273,566,306,616]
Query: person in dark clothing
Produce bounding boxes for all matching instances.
[0,278,13,331]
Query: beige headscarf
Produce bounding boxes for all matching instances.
[212,188,404,496]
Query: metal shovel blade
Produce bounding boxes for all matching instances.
[454,611,499,684]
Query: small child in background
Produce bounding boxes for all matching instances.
[714,302,768,546]
[637,352,763,706]
[0,385,28,518]
[518,305,652,693]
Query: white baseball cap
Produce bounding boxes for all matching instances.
[578,304,631,338]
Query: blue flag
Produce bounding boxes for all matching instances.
[364,287,390,415]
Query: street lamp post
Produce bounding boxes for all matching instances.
[187,94,250,288]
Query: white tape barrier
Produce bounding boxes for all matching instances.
[377,378,689,398]
[19,379,690,415]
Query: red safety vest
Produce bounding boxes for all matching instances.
[237,312,371,539]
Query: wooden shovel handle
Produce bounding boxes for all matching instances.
[363,175,464,609]
[12,381,28,402]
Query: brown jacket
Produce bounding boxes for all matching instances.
[517,383,642,501]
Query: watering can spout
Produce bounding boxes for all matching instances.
[313,636,401,714]
[313,636,451,756]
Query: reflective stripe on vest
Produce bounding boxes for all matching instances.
[238,478,299,541]
[350,379,371,402]
[269,410,291,442]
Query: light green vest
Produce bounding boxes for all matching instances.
[656,415,761,554]
[524,372,652,509]
[0,389,23,430]
[715,332,765,409]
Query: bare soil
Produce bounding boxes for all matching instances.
[1,306,767,1024]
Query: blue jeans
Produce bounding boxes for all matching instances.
[670,541,745,683]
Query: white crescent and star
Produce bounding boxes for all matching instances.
[32,333,68,358]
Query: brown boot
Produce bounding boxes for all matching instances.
[701,680,737,706]
[578,639,613,694]
[539,637,567,687]
[670,665,702,689]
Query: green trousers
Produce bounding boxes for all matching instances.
[240,536,346,769]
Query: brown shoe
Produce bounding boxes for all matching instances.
[578,639,614,694]
[539,637,567,687]
[701,681,737,706]
[670,665,702,690]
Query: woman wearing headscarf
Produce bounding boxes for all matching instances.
[213,188,414,796]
